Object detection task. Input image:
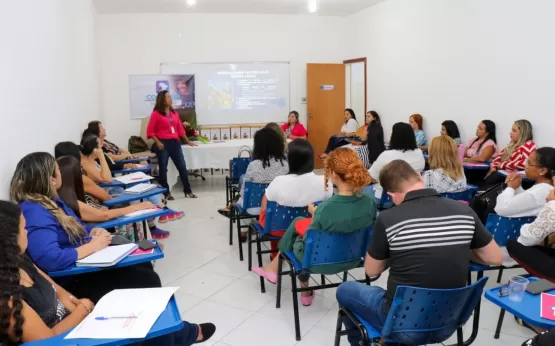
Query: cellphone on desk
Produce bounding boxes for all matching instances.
[526,279,555,295]
[137,240,157,250]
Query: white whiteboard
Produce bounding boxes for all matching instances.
[161,62,290,125]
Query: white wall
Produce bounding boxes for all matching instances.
[96,14,347,145]
[0,0,99,198]
[347,0,555,149]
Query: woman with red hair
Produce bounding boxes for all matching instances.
[409,113,428,148]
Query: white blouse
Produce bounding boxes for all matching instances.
[494,183,554,218]
[518,201,555,246]
[341,119,359,134]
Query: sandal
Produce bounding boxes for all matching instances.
[194,323,216,343]
[217,209,231,218]
[515,316,541,335]
[165,193,175,201]
[185,193,198,198]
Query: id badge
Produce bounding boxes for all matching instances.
[171,126,175,134]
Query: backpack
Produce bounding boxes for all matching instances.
[469,183,506,224]
[128,136,149,154]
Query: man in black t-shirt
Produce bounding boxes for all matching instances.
[336,160,503,345]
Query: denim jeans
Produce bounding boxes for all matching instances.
[336,282,454,345]
[154,139,192,194]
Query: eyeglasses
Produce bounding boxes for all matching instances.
[525,160,541,168]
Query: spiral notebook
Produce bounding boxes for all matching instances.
[76,244,138,267]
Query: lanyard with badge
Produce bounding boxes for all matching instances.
[167,112,175,134]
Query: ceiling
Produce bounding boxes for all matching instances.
[93,0,384,17]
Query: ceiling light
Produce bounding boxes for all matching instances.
[186,0,196,6]
[308,0,318,13]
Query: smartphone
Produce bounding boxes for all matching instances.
[137,240,157,251]
[526,279,555,295]
[499,284,509,297]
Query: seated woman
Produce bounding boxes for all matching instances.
[368,122,425,185]
[320,109,359,158]
[87,120,140,165]
[409,113,427,148]
[265,122,288,151]
[0,201,215,345]
[57,156,158,242]
[281,111,308,139]
[353,111,386,169]
[11,152,163,303]
[494,147,555,217]
[482,119,536,189]
[252,148,377,306]
[217,128,289,238]
[423,136,467,193]
[419,120,462,152]
[464,120,498,162]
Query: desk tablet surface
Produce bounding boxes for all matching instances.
[48,244,163,278]
[21,297,182,346]
[112,165,151,175]
[103,187,167,207]
[92,208,169,229]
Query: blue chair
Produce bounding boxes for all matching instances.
[485,277,555,339]
[461,214,536,345]
[363,185,393,210]
[232,182,268,261]
[226,157,251,205]
[111,164,151,176]
[335,277,489,346]
[22,297,183,346]
[440,184,479,203]
[279,227,375,341]
[249,202,310,291]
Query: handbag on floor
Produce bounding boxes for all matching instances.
[470,182,506,224]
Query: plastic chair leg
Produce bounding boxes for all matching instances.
[291,271,301,341]
[225,177,230,204]
[334,310,345,346]
[228,209,234,246]
[257,235,266,294]
[247,226,253,271]
[276,257,283,307]
[457,327,464,346]
[321,274,326,286]
[494,309,505,339]
[497,268,504,283]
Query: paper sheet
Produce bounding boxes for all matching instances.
[114,172,154,184]
[124,208,160,218]
[65,287,179,339]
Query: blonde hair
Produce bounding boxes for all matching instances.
[324,148,371,192]
[265,122,287,149]
[501,120,533,161]
[428,136,464,181]
[10,152,87,244]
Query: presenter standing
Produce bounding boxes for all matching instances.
[147,90,198,199]
[281,111,308,139]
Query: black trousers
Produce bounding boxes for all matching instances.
[506,239,555,281]
[59,262,162,303]
[324,136,349,154]
[522,329,555,346]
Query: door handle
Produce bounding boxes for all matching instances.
[308,113,313,119]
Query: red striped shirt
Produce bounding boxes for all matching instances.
[492,140,536,170]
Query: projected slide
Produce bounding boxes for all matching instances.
[160,62,290,125]
[208,69,287,112]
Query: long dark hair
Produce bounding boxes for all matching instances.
[287,139,314,175]
[87,121,102,137]
[368,110,381,125]
[535,147,555,180]
[367,115,385,163]
[441,120,460,140]
[470,120,497,154]
[345,108,357,123]
[153,90,174,114]
[57,156,86,217]
[0,201,25,345]
[252,128,286,168]
[390,122,417,152]
[80,134,98,156]
[55,142,81,161]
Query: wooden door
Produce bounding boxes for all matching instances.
[307,64,346,168]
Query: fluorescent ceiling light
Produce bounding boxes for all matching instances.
[308,0,318,13]
[187,0,196,5]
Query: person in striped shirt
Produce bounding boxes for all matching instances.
[336,160,503,346]
[481,119,536,189]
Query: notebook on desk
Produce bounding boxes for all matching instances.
[76,244,138,267]
[124,183,157,194]
[114,172,153,184]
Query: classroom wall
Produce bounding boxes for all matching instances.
[0,0,100,198]
[96,14,348,146]
[347,0,555,149]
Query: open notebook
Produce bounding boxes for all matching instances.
[125,183,157,194]
[76,244,138,267]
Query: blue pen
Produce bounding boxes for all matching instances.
[95,316,138,321]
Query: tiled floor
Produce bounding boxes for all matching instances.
[156,173,535,346]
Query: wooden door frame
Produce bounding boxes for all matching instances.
[343,57,367,113]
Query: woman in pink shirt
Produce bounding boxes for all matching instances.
[281,111,308,139]
[464,120,498,163]
[147,91,198,199]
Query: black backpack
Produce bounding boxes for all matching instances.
[469,183,506,224]
[128,136,149,154]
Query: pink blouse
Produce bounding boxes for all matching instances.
[465,137,497,160]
